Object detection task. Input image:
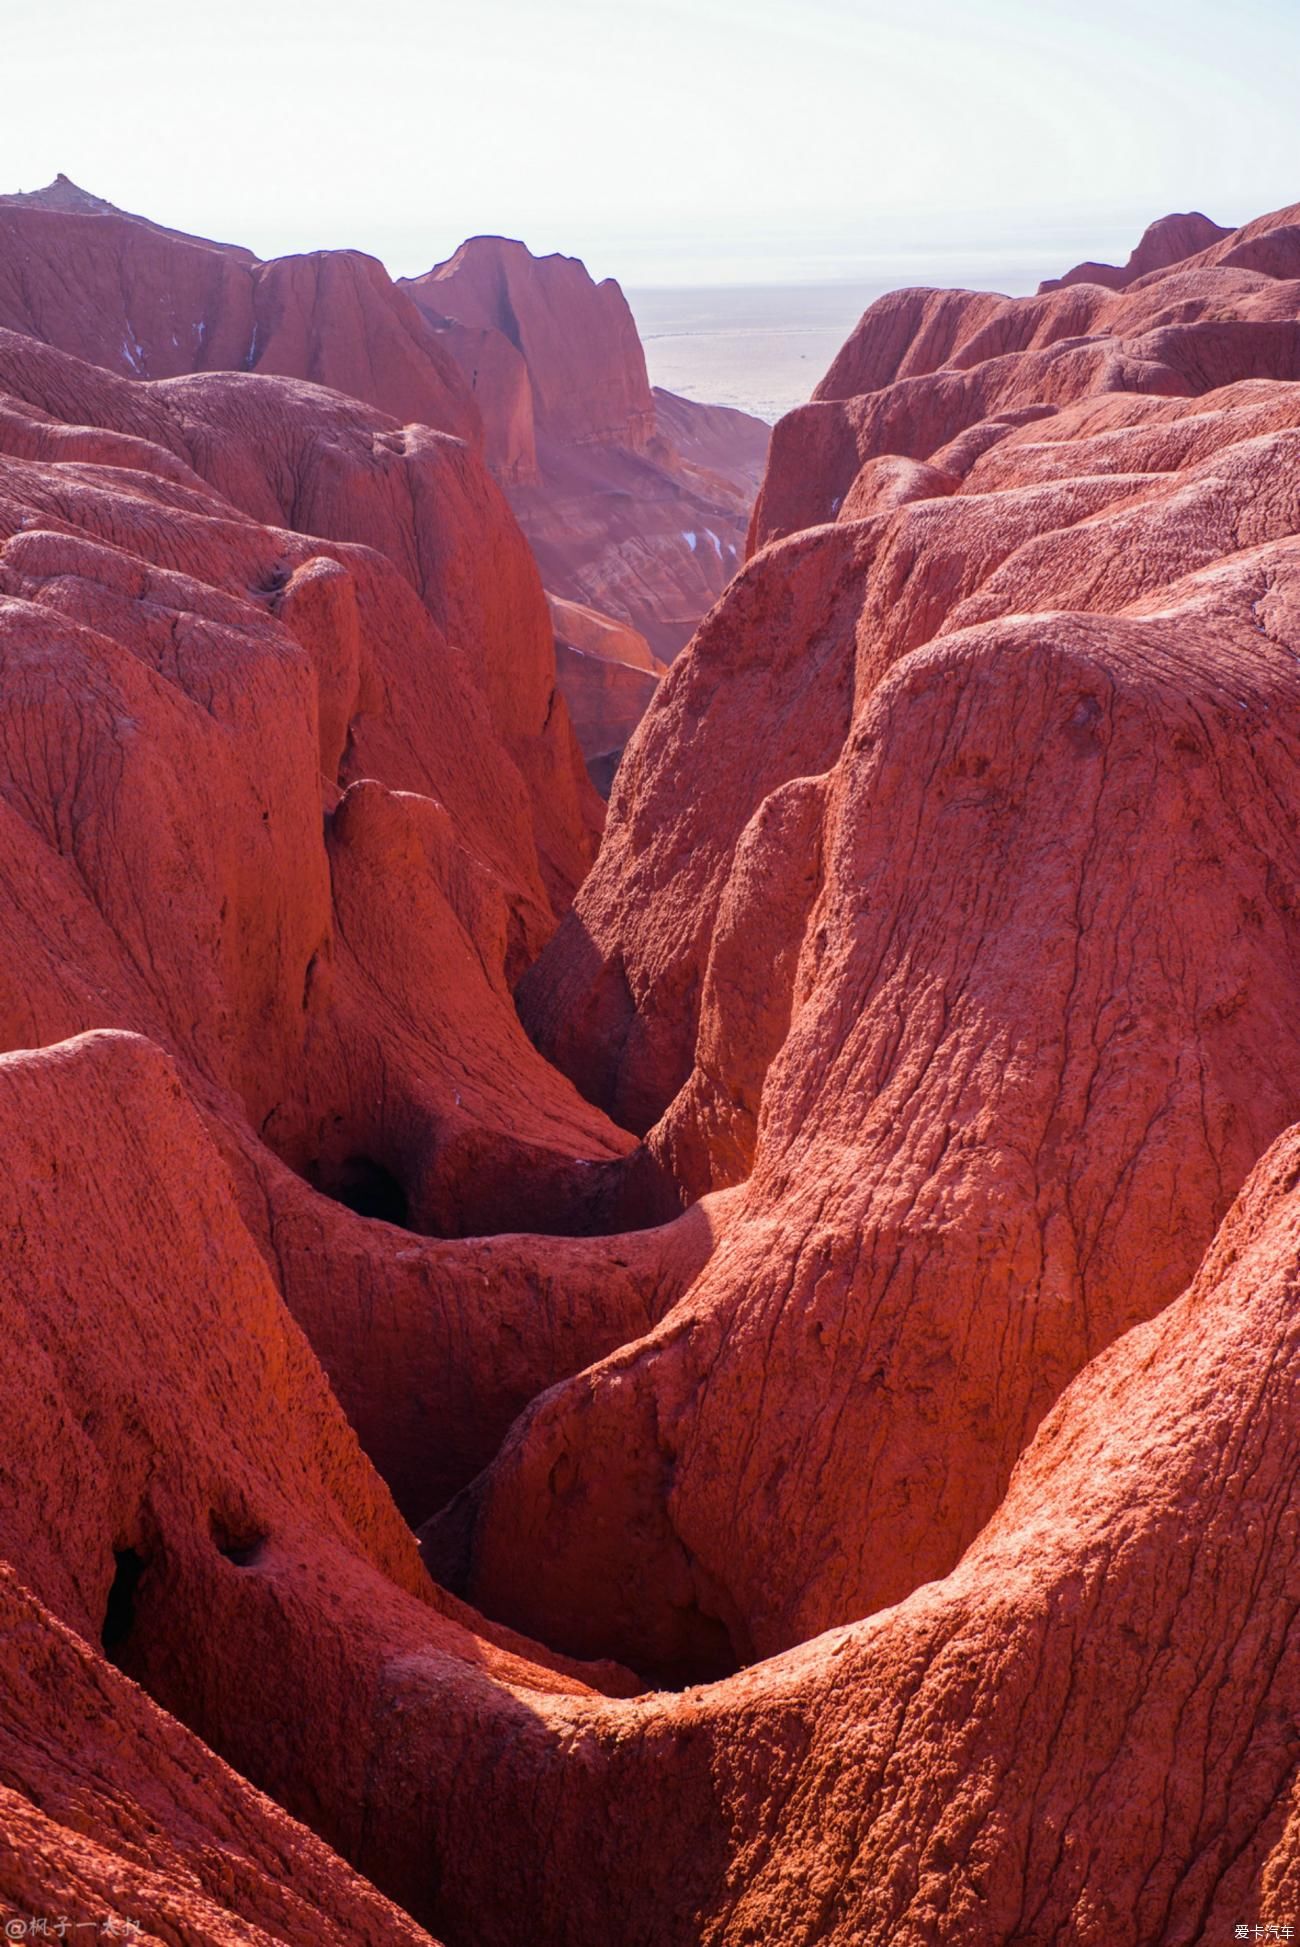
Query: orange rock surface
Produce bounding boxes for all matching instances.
[406,235,657,450]
[751,201,1300,549]
[0,184,767,763]
[1038,208,1233,291]
[5,190,1300,1947]
[513,203,1300,1678]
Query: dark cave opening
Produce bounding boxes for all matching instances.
[310,1153,411,1227]
[297,1137,685,1241]
[100,1547,145,1657]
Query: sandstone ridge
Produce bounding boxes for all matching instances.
[0,180,770,788]
[3,194,1300,1947]
[405,233,771,678]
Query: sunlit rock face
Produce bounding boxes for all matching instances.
[512,197,1300,1677]
[404,235,771,672]
[0,182,769,782]
[0,174,483,442]
[4,193,1300,1947]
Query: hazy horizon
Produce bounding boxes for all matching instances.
[2,0,1297,292]
[0,180,1211,294]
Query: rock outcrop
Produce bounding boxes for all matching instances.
[0,1571,442,1947]
[0,183,769,767]
[510,430,756,663]
[7,188,1300,1947]
[0,1030,452,1946]
[751,199,1300,548]
[510,204,1300,1679]
[0,323,660,1542]
[11,1026,1300,1945]
[0,322,600,927]
[405,235,656,451]
[0,1027,639,1940]
[0,177,481,444]
[1038,207,1234,291]
[650,384,771,496]
[404,235,770,663]
[548,592,667,790]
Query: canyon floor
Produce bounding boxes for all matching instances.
[2,185,1300,1946]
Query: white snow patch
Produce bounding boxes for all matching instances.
[683,529,698,551]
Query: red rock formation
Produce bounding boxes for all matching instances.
[10,1034,1300,1945]
[0,1573,441,1946]
[1038,207,1233,291]
[0,169,259,251]
[8,187,1300,1947]
[0,324,600,929]
[752,199,1300,548]
[0,1057,453,1947]
[548,593,666,791]
[490,557,1300,1674]
[509,217,1300,1676]
[424,313,538,481]
[548,592,663,674]
[508,430,755,662]
[836,450,959,519]
[404,235,771,662]
[0,323,672,1547]
[405,235,656,450]
[246,251,482,442]
[0,183,766,743]
[648,384,771,500]
[0,176,481,443]
[0,1029,640,1938]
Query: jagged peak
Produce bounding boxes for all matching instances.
[0,174,258,262]
[0,173,123,215]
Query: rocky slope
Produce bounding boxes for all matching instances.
[4,193,1300,1947]
[548,593,668,791]
[404,235,770,668]
[749,213,1300,549]
[0,181,768,788]
[513,198,1300,1672]
[406,235,656,454]
[0,176,481,444]
[1038,208,1233,291]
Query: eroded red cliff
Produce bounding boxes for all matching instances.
[1038,207,1234,291]
[511,201,1300,1679]
[406,235,656,450]
[3,192,1300,1947]
[752,201,1300,548]
[0,184,768,786]
[405,234,770,669]
[0,177,481,444]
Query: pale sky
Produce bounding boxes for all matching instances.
[2,0,1297,286]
